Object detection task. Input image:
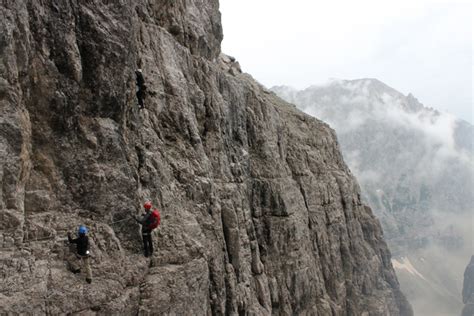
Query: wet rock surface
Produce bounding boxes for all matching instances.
[0,1,411,315]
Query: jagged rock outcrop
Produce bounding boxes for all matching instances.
[0,1,411,315]
[462,256,474,316]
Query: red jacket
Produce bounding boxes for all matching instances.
[136,209,160,232]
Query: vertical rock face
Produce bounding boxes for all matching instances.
[272,80,473,315]
[462,256,474,316]
[0,1,411,315]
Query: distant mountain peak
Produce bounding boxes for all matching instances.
[272,76,473,316]
[273,78,435,115]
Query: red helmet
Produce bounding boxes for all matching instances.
[144,201,152,209]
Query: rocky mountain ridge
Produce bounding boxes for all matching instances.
[272,79,473,316]
[0,1,411,314]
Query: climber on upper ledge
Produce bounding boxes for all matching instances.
[135,69,147,109]
[67,225,92,284]
[135,201,161,257]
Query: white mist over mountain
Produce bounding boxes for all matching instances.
[220,0,473,123]
[272,79,473,316]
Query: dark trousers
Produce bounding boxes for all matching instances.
[142,231,153,256]
[136,90,144,108]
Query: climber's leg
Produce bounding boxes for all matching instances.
[82,256,92,283]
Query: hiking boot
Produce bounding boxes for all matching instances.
[86,278,92,284]
[73,269,81,274]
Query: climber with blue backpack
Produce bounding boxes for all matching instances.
[67,225,92,283]
[135,201,161,257]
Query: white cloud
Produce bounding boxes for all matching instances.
[220,0,473,123]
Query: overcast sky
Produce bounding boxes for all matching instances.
[220,0,473,123]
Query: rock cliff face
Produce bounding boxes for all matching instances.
[272,80,473,315]
[462,256,474,316]
[0,1,411,315]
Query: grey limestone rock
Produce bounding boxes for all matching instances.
[0,1,411,315]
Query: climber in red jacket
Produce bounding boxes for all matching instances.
[135,201,161,257]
